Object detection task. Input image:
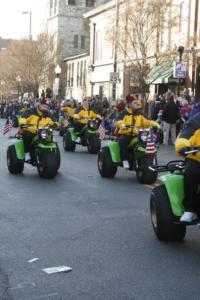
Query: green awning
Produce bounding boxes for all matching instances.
[146,62,173,85]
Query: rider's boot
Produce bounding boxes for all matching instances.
[180,211,198,223]
[123,160,130,169]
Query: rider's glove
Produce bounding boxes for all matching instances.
[120,124,126,130]
[179,147,190,156]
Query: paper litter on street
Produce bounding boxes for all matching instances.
[28,258,39,263]
[42,266,72,274]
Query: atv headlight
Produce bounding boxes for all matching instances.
[140,132,148,142]
[40,131,47,139]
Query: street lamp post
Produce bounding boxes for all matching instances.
[22,11,32,40]
[16,75,21,99]
[177,46,184,96]
[54,65,61,97]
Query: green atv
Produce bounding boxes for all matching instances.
[63,118,101,154]
[150,148,200,242]
[98,126,158,184]
[7,125,60,179]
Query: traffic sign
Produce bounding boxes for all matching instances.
[110,72,119,83]
[173,61,187,78]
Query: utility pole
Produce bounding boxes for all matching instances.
[112,0,120,102]
[192,0,199,93]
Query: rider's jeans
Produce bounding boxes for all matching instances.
[184,159,200,212]
[119,135,133,161]
[22,131,35,153]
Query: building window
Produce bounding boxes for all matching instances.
[74,35,78,49]
[71,63,74,86]
[86,0,94,7]
[68,0,76,5]
[95,30,102,61]
[83,61,86,86]
[77,62,79,86]
[54,0,57,14]
[81,36,86,49]
[50,0,53,16]
[80,61,83,86]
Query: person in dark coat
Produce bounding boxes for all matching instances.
[162,94,180,145]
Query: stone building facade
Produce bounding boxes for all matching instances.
[46,0,97,61]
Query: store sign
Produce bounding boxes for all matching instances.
[173,61,187,78]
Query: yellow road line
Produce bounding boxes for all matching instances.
[144,182,160,189]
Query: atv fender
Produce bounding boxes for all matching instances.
[14,140,25,160]
[68,127,77,142]
[160,173,185,217]
[38,143,57,150]
[108,141,121,163]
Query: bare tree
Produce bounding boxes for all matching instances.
[0,32,58,98]
[106,0,178,98]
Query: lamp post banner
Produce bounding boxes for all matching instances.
[173,61,187,78]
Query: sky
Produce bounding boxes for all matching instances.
[0,0,48,40]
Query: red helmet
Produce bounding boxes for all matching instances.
[116,101,125,112]
[126,94,135,103]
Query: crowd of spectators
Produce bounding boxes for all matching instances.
[1,90,199,146]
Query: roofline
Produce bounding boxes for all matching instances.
[64,52,89,62]
[84,0,117,19]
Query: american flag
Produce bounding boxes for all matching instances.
[3,118,13,135]
[98,122,106,140]
[145,128,156,155]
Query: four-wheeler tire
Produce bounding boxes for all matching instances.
[7,145,24,174]
[55,147,61,170]
[98,147,117,178]
[150,185,186,242]
[59,126,66,137]
[136,156,157,184]
[37,152,58,178]
[88,136,101,154]
[63,131,76,152]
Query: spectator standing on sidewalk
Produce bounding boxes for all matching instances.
[162,93,180,145]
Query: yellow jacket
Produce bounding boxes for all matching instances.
[74,107,100,124]
[19,107,54,134]
[61,106,75,116]
[116,108,159,135]
[175,112,200,162]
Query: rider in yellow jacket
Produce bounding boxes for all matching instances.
[19,98,55,160]
[61,100,75,117]
[116,94,159,169]
[175,111,200,223]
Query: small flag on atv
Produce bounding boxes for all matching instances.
[98,122,106,140]
[3,118,13,135]
[145,129,155,155]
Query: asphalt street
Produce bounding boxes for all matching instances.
[0,120,199,300]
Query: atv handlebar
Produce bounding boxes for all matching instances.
[149,160,185,173]
[20,124,57,130]
[183,147,200,155]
